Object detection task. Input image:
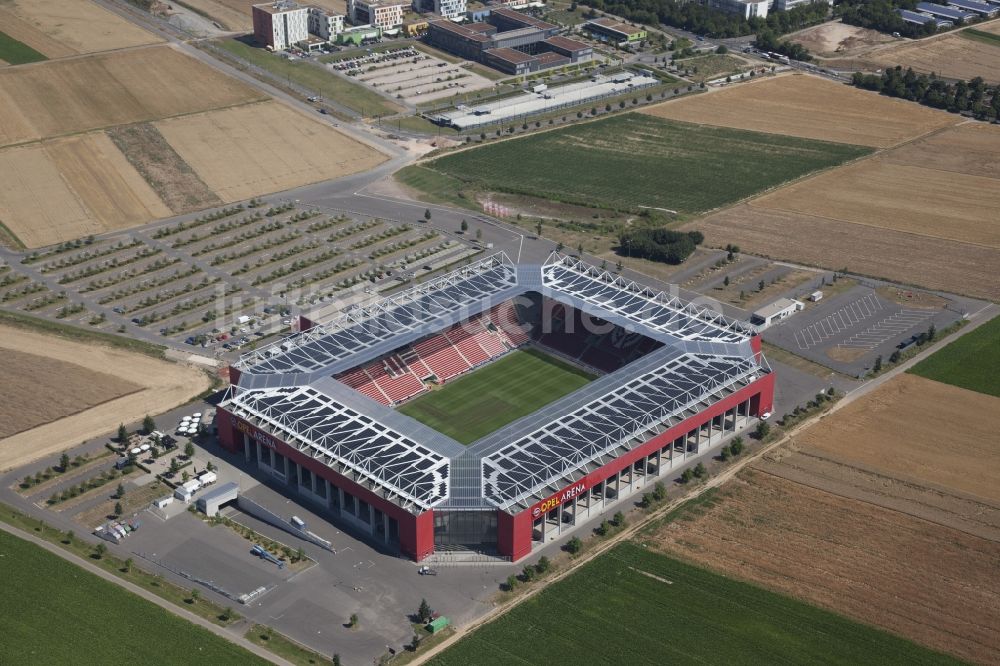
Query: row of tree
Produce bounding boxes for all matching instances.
[852,67,1000,120]
[618,229,704,265]
[835,0,937,39]
[580,0,828,38]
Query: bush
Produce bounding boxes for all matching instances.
[565,536,582,554]
[693,462,706,478]
[755,421,770,440]
[596,519,611,536]
[681,468,694,484]
[652,482,666,502]
[720,445,731,461]
[612,511,626,528]
[536,556,551,574]
[618,228,704,265]
[730,437,744,455]
[505,574,518,591]
[521,564,536,582]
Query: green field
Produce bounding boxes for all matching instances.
[430,542,960,666]
[960,29,1000,47]
[422,114,871,214]
[1,529,265,665]
[908,315,1000,397]
[213,38,401,118]
[0,31,47,65]
[398,348,594,444]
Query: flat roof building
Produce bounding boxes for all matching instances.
[583,17,647,45]
[750,298,804,330]
[412,0,468,19]
[253,2,309,50]
[706,0,769,18]
[349,0,407,29]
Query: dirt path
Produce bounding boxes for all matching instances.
[0,521,289,666]
[0,325,211,472]
[411,303,1000,665]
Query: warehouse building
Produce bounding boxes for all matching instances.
[218,253,774,562]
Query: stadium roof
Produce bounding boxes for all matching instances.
[225,252,769,513]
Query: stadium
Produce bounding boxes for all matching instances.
[216,253,774,562]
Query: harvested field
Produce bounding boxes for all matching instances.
[688,123,1000,300]
[788,21,894,58]
[0,325,211,472]
[0,132,171,248]
[794,374,1000,503]
[690,204,1000,301]
[0,45,264,148]
[0,349,141,440]
[0,0,160,57]
[649,469,1000,664]
[180,0,347,31]
[869,30,1000,84]
[107,123,221,215]
[755,158,1000,248]
[643,74,956,147]
[156,101,387,202]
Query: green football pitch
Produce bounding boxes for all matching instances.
[398,348,595,444]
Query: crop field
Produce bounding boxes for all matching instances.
[1,348,140,439]
[687,123,1000,300]
[0,324,210,471]
[0,30,46,65]
[909,315,1000,398]
[0,132,172,248]
[0,45,264,148]
[868,30,1000,84]
[642,75,957,147]
[1,530,264,665]
[214,38,402,118]
[431,542,957,666]
[399,348,594,444]
[155,101,387,203]
[423,114,870,214]
[648,469,997,664]
[0,0,160,58]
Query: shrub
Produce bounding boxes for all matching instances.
[536,556,551,574]
[693,462,706,478]
[565,536,582,554]
[612,511,626,528]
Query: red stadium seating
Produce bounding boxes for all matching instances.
[489,301,530,347]
[413,335,471,382]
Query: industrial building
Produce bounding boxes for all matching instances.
[426,8,592,74]
[773,0,832,10]
[218,253,774,562]
[750,298,804,331]
[583,17,647,46]
[898,8,954,26]
[914,1,975,21]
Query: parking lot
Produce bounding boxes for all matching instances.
[764,284,967,376]
[331,46,493,106]
[0,201,481,357]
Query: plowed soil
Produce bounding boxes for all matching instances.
[0,325,211,471]
[642,74,956,147]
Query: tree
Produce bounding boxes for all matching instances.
[423,208,431,221]
[565,536,582,554]
[576,243,584,257]
[521,564,536,582]
[739,290,745,301]
[652,481,666,502]
[536,556,551,574]
[715,44,728,54]
[755,421,770,440]
[116,482,125,499]
[417,598,433,623]
[182,471,190,483]
[873,355,883,373]
[333,654,342,666]
[349,613,358,628]
[169,457,180,474]
[410,633,421,651]
[693,462,706,478]
[142,414,156,434]
[475,228,482,241]
[720,445,731,461]
[927,323,936,341]
[460,219,469,233]
[190,589,200,603]
[723,275,730,287]
[889,350,901,364]
[535,220,543,237]
[222,607,234,621]
[681,468,694,484]
[94,543,107,559]
[730,436,744,455]
[597,519,610,536]
[184,442,195,459]
[612,511,626,528]
[59,452,70,472]
[117,423,128,443]
[758,279,765,292]
[505,574,518,591]
[124,557,133,572]
[114,501,123,517]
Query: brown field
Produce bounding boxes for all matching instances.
[0,132,172,248]
[0,325,211,472]
[798,374,1000,503]
[980,19,1000,35]
[0,45,264,148]
[0,0,160,57]
[108,123,222,215]
[642,74,956,148]
[0,349,141,440]
[788,21,894,58]
[156,101,388,202]
[869,30,1000,84]
[179,0,347,31]
[687,123,1000,300]
[650,468,1000,664]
